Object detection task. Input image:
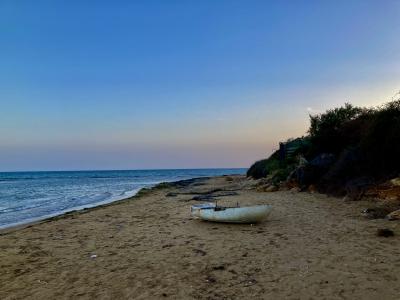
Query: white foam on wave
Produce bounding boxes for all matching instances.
[0,187,142,230]
[0,168,246,230]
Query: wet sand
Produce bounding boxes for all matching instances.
[0,175,399,299]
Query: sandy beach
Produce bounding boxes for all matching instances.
[1,175,399,299]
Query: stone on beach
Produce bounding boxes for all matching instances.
[376,228,395,237]
[386,209,400,221]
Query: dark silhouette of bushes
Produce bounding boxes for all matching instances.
[307,103,364,157]
[360,100,400,179]
[306,100,400,177]
[247,97,400,195]
[246,158,270,179]
[246,150,280,179]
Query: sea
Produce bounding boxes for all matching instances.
[0,168,245,229]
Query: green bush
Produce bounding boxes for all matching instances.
[247,97,400,189]
[361,99,400,178]
[271,167,292,185]
[246,159,268,179]
[247,150,280,179]
[307,103,364,156]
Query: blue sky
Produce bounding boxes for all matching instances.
[1,0,399,171]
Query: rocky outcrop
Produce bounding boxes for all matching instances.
[319,148,364,195]
[192,191,239,201]
[390,177,400,186]
[362,207,391,219]
[256,184,278,192]
[343,176,374,201]
[364,178,400,201]
[386,209,400,221]
[286,153,335,190]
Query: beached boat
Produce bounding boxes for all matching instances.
[191,203,272,223]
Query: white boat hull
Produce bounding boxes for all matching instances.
[191,204,272,224]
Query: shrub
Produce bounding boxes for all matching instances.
[247,150,280,179]
[361,99,400,178]
[271,167,292,185]
[246,159,268,179]
[307,103,364,156]
[247,97,400,190]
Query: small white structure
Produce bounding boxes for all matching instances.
[191,203,272,224]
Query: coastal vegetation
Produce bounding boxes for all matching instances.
[248,98,400,200]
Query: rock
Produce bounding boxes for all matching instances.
[284,177,300,189]
[255,178,272,187]
[290,187,301,193]
[364,182,400,201]
[362,207,390,219]
[255,186,264,192]
[376,228,394,237]
[379,199,400,211]
[192,190,238,200]
[265,185,278,192]
[168,177,209,188]
[257,184,278,192]
[344,177,374,200]
[308,184,318,193]
[255,185,265,192]
[390,177,400,186]
[166,192,178,197]
[386,209,400,221]
[319,148,363,195]
[192,195,215,201]
[293,164,326,188]
[242,179,260,190]
[192,188,223,195]
[213,191,238,197]
[343,192,364,201]
[278,183,290,191]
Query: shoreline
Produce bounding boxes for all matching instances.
[0,176,212,235]
[1,175,399,299]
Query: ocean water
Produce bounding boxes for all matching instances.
[0,169,245,229]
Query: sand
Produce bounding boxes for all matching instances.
[0,175,399,300]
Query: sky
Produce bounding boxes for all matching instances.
[1,0,399,171]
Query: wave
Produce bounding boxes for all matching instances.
[0,197,61,214]
[0,169,246,229]
[0,188,142,229]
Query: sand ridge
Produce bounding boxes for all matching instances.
[0,175,399,299]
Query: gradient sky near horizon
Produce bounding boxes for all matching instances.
[1,1,399,171]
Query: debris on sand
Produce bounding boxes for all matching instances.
[212,265,226,271]
[376,228,394,237]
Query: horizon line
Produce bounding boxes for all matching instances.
[0,167,248,173]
